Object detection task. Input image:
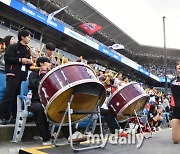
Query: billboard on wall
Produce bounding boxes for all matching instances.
[0,0,11,6]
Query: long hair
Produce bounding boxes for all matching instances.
[1,35,14,47]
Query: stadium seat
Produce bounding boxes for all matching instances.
[77,116,94,129]
[11,80,54,143]
[77,115,108,135]
[11,80,32,143]
[0,72,6,102]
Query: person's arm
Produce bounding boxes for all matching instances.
[28,72,41,90]
[5,44,33,65]
[28,69,47,90]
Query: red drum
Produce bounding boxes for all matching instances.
[107,82,149,121]
[39,62,106,124]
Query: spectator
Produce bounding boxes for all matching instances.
[45,43,56,66]
[76,55,83,62]
[0,30,33,124]
[0,35,16,72]
[162,95,170,127]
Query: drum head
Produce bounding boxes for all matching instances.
[46,82,106,124]
[107,82,149,122]
[39,62,106,124]
[117,95,149,121]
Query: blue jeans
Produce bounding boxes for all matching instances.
[162,112,170,126]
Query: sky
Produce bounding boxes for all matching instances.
[84,0,180,49]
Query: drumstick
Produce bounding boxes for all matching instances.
[30,66,40,70]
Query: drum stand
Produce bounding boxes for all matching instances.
[122,110,153,140]
[53,94,105,153]
[132,110,153,139]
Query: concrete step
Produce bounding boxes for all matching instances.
[0,123,38,142]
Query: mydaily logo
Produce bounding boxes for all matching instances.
[87,129,144,148]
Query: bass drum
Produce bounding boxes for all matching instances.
[107,82,149,121]
[39,62,106,124]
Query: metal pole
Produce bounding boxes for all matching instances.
[39,32,43,49]
[163,16,168,95]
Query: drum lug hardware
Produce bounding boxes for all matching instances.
[70,109,73,114]
[61,70,68,82]
[86,67,93,79]
[120,93,126,101]
[116,102,120,106]
[110,104,116,112]
[42,87,49,99]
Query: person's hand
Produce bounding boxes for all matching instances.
[21,58,33,64]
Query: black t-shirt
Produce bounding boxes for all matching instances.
[4,43,31,80]
[28,71,45,103]
[171,76,180,107]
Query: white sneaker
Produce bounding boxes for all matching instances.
[68,131,80,140]
[156,127,161,131]
[42,139,52,146]
[33,136,43,141]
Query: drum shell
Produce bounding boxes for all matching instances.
[107,82,149,121]
[39,62,106,124]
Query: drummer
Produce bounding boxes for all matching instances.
[28,57,53,145]
[28,57,86,145]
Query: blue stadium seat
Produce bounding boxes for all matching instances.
[12,80,33,143]
[18,80,30,110]
[77,115,108,135]
[78,116,93,128]
[0,72,6,102]
[20,81,29,98]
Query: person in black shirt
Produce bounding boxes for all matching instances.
[0,35,16,72]
[171,59,180,144]
[28,57,52,145]
[0,30,33,124]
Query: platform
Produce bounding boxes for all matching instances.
[0,123,37,142]
[1,128,179,154]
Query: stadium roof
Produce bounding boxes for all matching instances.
[29,0,180,63]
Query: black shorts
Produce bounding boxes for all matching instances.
[172,107,180,119]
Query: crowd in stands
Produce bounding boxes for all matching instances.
[0,30,173,145]
[143,64,176,78]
